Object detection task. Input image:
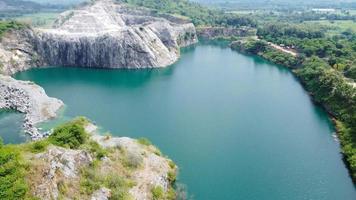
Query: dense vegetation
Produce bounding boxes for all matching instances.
[231,39,303,67]
[257,23,356,80]
[121,0,257,27]
[0,144,29,199]
[296,58,356,179]
[195,0,356,10]
[0,21,27,38]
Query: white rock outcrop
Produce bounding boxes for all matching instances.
[32,0,197,69]
[0,75,63,139]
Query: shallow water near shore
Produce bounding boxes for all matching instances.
[0,110,27,144]
[12,43,356,199]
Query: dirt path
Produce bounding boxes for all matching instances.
[268,43,298,57]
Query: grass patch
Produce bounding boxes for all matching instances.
[121,149,143,169]
[80,161,134,200]
[0,144,33,199]
[28,140,50,153]
[0,21,27,38]
[81,140,108,160]
[151,186,164,200]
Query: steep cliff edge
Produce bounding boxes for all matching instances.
[32,0,197,69]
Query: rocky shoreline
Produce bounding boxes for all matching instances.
[0,75,63,139]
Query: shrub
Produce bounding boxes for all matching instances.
[167,171,176,183]
[137,137,152,146]
[151,186,164,200]
[0,137,3,148]
[82,140,108,160]
[0,146,29,200]
[49,119,89,149]
[123,150,143,169]
[104,174,133,200]
[0,21,27,38]
[29,140,49,153]
[168,160,176,169]
[80,163,134,200]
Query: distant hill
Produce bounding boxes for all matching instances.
[192,0,356,9]
[0,0,65,18]
[0,0,43,11]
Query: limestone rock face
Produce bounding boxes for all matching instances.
[91,188,111,200]
[32,0,198,69]
[0,29,45,75]
[0,75,63,139]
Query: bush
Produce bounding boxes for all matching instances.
[123,150,143,169]
[0,137,3,149]
[167,171,176,183]
[151,186,164,200]
[0,146,29,199]
[49,119,89,149]
[82,140,108,160]
[0,21,27,38]
[80,163,134,200]
[29,140,49,153]
[137,137,152,146]
[104,174,133,200]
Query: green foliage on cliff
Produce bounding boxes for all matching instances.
[231,39,302,68]
[0,21,27,38]
[0,144,29,200]
[257,22,356,80]
[80,163,134,200]
[121,0,256,27]
[296,58,356,126]
[296,58,356,179]
[48,117,89,149]
[232,36,356,180]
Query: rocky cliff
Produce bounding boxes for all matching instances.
[32,0,197,69]
[0,28,45,75]
[22,119,177,200]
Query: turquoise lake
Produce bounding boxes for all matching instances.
[9,43,356,199]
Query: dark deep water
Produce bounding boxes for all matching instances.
[10,44,356,199]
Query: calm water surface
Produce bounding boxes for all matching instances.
[11,44,356,199]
